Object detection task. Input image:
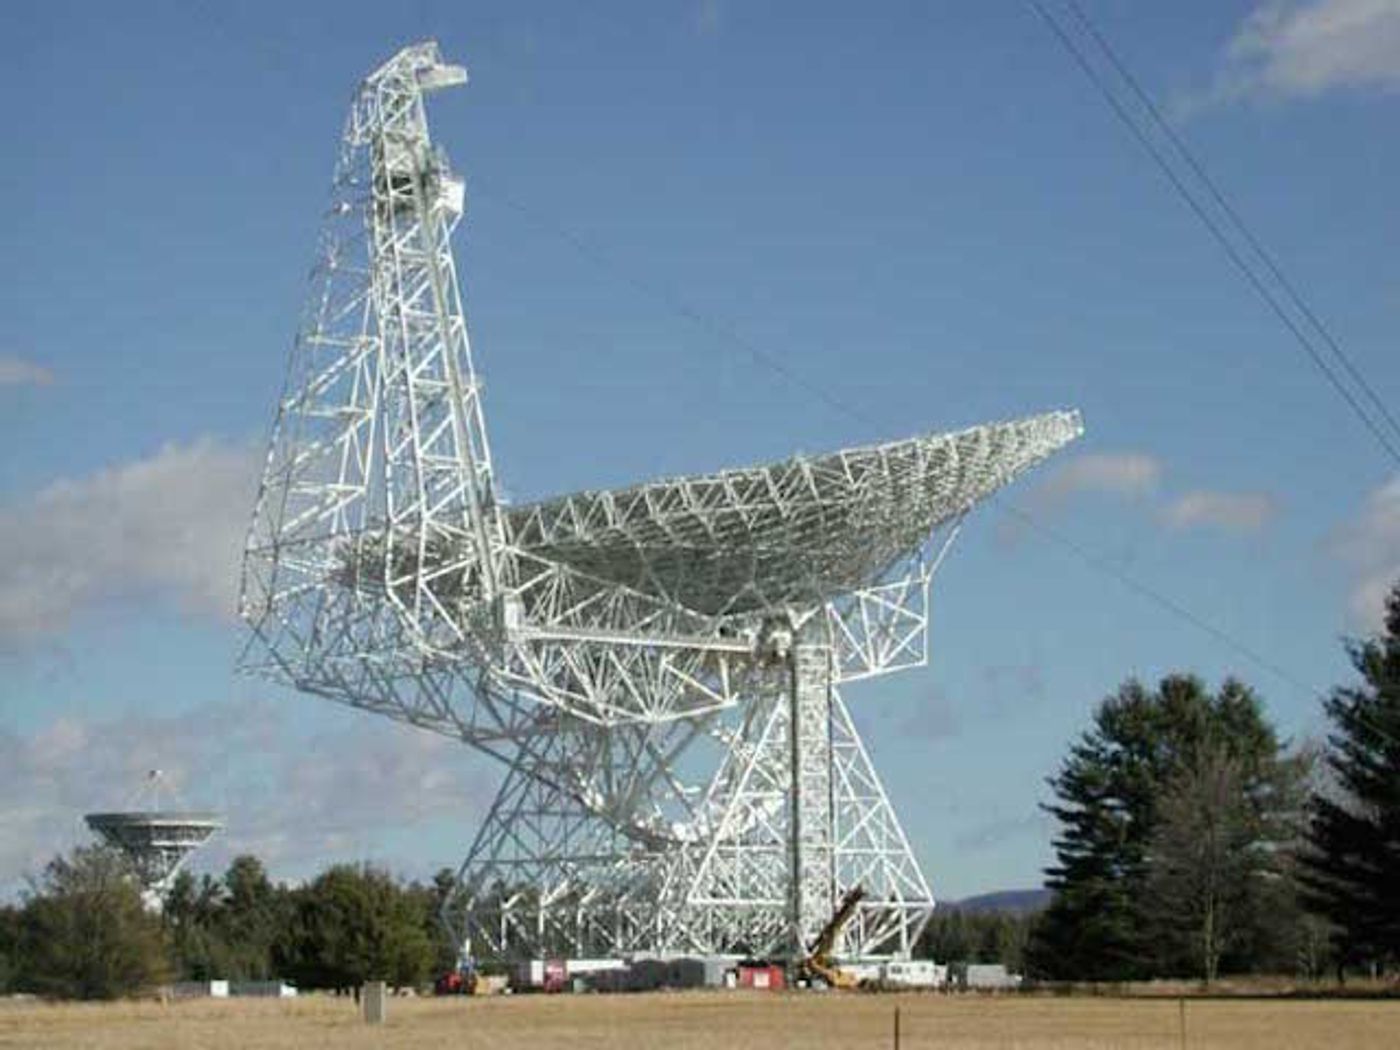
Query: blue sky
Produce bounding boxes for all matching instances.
[2,1,1399,901]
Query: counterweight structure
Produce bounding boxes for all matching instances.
[240,42,1083,961]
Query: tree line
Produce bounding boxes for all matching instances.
[3,583,1397,998]
[1024,582,1400,983]
[0,854,461,1000]
[915,909,1036,973]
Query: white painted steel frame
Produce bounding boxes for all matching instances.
[239,42,1083,963]
[85,813,223,911]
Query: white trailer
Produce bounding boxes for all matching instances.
[880,959,945,988]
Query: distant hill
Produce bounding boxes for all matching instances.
[943,888,1050,915]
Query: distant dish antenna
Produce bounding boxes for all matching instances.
[85,770,223,911]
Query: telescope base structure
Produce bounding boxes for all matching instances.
[449,638,935,961]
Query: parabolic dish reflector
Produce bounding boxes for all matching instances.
[507,410,1083,614]
[85,811,223,888]
[85,811,224,843]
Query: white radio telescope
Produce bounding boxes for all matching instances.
[239,42,1082,961]
[85,771,222,911]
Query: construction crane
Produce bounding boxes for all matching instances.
[799,885,867,989]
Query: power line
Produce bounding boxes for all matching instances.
[1029,1,1400,746]
[995,499,1319,697]
[471,180,1325,702]
[1028,0,1400,468]
[479,183,864,427]
[1062,0,1400,451]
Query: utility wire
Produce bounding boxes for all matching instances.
[1063,0,1400,450]
[996,500,1318,698]
[1028,0,1400,468]
[1029,0,1399,747]
[471,180,1325,703]
[479,183,864,427]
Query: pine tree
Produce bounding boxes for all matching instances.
[1301,581,1400,973]
[1026,675,1304,981]
[0,905,19,993]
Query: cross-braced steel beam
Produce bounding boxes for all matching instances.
[239,41,1083,966]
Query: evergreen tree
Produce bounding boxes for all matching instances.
[279,864,434,991]
[164,870,244,980]
[218,855,287,979]
[17,847,170,999]
[914,908,1037,969]
[1301,581,1400,973]
[0,904,19,993]
[1026,674,1304,980]
[993,912,1033,974]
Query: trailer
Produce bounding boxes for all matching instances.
[736,962,785,990]
[880,959,944,988]
[512,958,568,993]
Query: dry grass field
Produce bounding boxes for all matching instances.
[3,991,1398,1050]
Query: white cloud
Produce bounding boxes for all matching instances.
[1216,1,1400,101]
[0,700,494,897]
[998,451,1160,546]
[0,355,53,387]
[253,719,490,867]
[1163,490,1279,533]
[1330,475,1400,629]
[1005,452,1280,544]
[954,811,1050,852]
[0,439,258,643]
[1035,451,1162,505]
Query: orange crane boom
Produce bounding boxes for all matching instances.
[801,885,866,989]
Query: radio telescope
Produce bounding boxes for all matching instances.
[239,42,1082,961]
[86,771,222,911]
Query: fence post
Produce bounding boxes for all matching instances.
[893,1004,901,1050]
[363,980,387,1024]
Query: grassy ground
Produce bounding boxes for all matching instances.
[3,991,1399,1050]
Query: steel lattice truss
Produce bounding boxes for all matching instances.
[239,42,1083,962]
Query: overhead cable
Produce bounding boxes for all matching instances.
[1029,0,1400,467]
[474,179,1324,702]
